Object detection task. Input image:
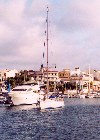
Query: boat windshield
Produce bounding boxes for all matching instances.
[27,88,32,92]
[12,89,27,91]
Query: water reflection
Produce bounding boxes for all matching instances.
[11,104,38,111]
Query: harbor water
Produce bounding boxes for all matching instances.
[0,98,100,140]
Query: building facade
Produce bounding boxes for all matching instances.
[58,69,70,82]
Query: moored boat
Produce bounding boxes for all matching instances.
[40,98,64,109]
[79,94,86,99]
[8,85,44,106]
[39,7,65,110]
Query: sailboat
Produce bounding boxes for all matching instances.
[39,7,64,109]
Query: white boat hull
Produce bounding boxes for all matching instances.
[40,99,64,109]
[79,94,86,99]
[10,93,39,105]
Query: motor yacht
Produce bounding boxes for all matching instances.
[8,85,44,106]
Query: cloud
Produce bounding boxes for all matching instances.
[0,0,100,70]
[0,0,48,69]
[48,0,100,70]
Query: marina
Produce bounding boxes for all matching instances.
[0,0,100,140]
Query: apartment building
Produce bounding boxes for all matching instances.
[58,69,70,82]
[43,68,59,83]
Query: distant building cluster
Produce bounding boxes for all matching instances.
[0,67,100,92]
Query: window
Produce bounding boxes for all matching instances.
[12,89,27,91]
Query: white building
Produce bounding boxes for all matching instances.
[0,69,19,80]
[80,73,94,93]
[43,68,59,83]
[71,67,81,76]
[0,69,8,82]
[0,72,3,82]
[5,69,18,78]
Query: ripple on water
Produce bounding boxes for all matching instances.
[0,98,100,140]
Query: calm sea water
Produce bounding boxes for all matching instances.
[0,98,100,140]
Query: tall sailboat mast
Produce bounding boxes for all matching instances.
[39,7,65,109]
[46,7,49,95]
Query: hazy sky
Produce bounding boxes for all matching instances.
[0,0,100,70]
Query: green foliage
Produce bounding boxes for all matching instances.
[6,71,30,89]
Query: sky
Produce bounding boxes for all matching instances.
[0,0,100,71]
